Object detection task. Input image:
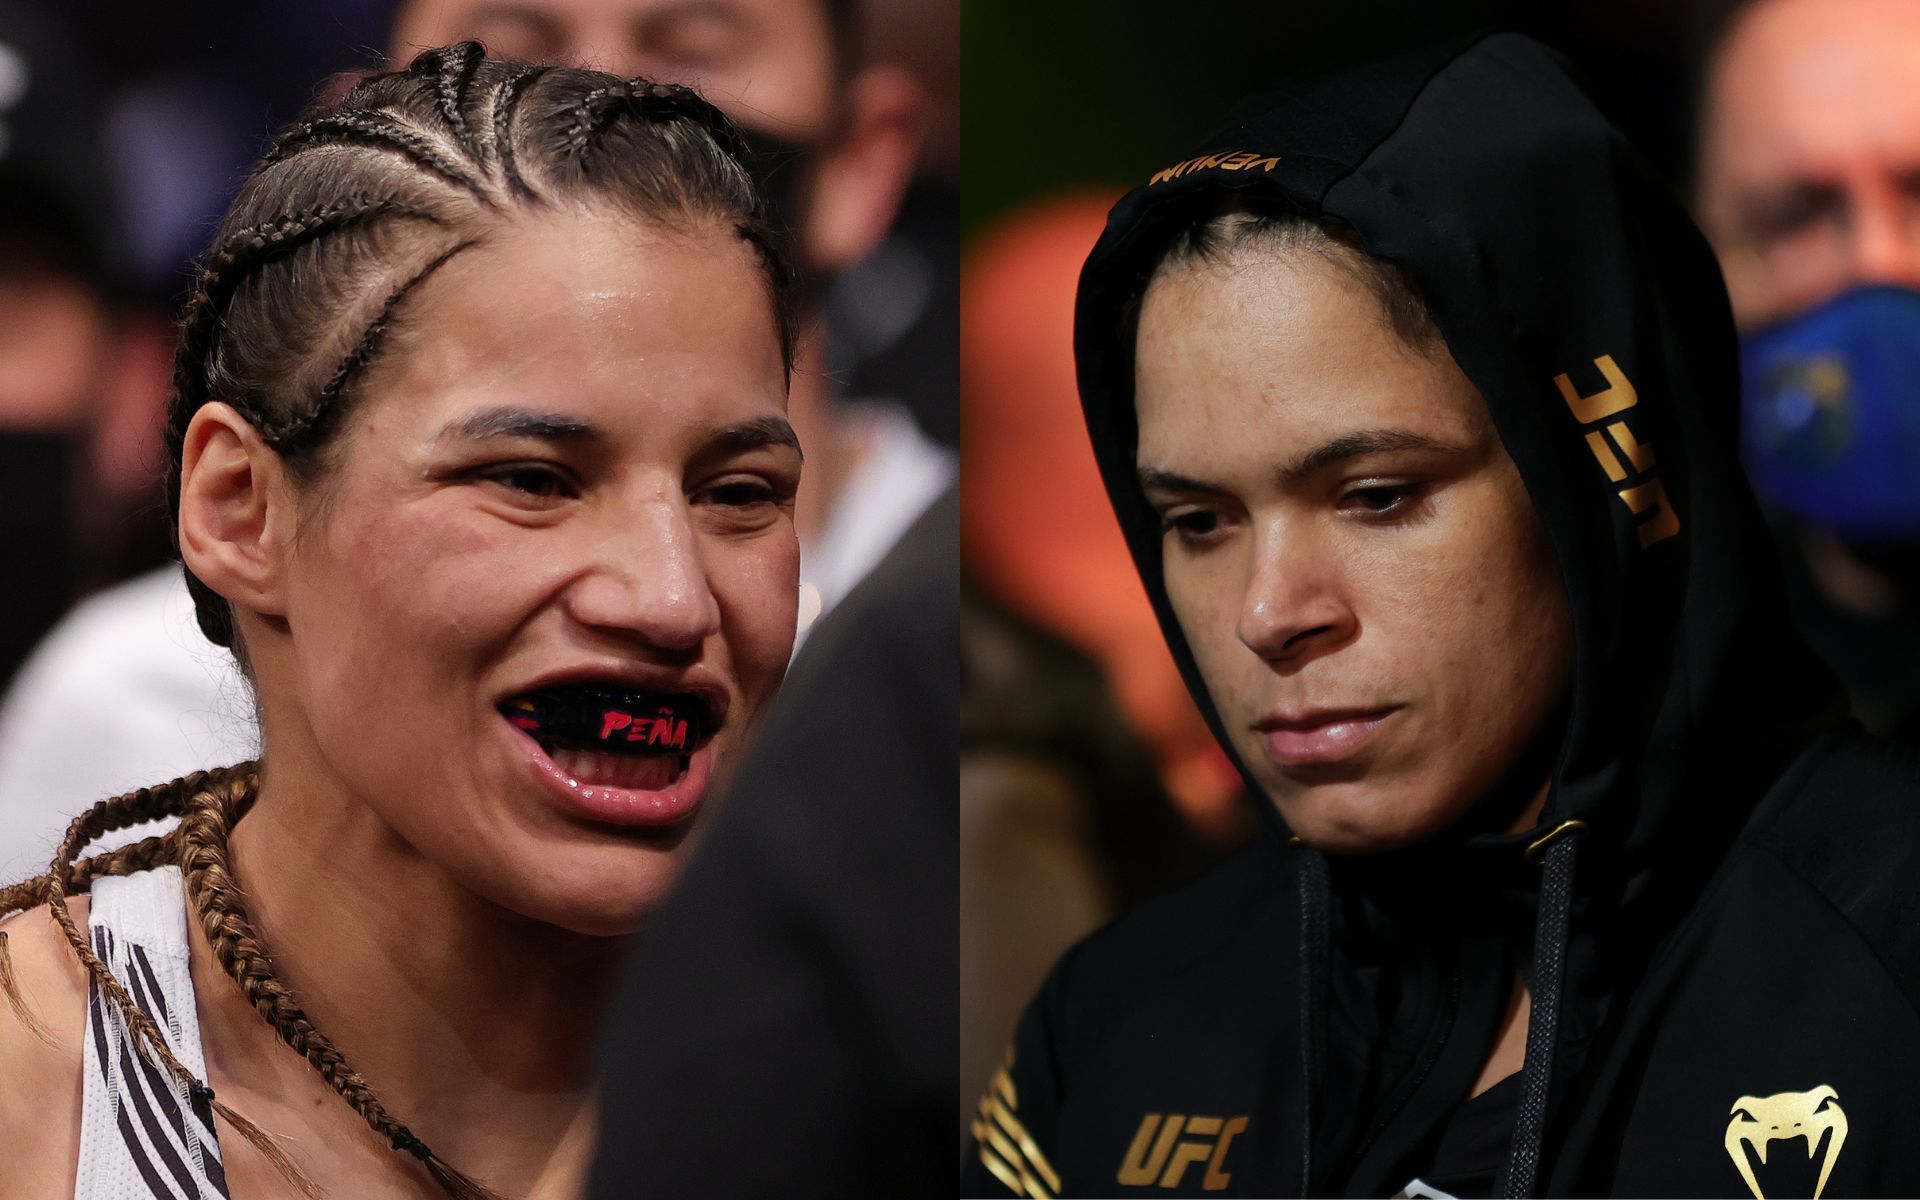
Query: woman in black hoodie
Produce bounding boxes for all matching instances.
[966,33,1920,1199]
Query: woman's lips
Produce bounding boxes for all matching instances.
[1256,708,1400,768]
[503,719,712,827]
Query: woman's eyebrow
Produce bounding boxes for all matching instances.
[433,406,599,445]
[1137,465,1228,496]
[1138,429,1466,496]
[706,416,803,460]
[1274,427,1467,484]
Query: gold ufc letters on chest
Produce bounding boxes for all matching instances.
[1117,1113,1250,1190]
[1552,354,1681,548]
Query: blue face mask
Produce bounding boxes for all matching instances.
[1740,285,1920,543]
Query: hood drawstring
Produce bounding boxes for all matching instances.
[1295,842,1331,1198]
[1503,820,1586,1198]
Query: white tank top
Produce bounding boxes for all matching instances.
[74,865,228,1199]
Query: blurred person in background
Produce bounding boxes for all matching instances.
[0,0,953,879]
[959,193,1237,1122]
[592,486,957,1200]
[959,588,1214,1143]
[0,8,231,885]
[0,8,171,686]
[1694,0,1920,738]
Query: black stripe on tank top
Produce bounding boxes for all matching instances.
[93,974,187,1200]
[112,983,200,1198]
[130,943,173,1026]
[116,947,210,1198]
[129,941,223,1172]
[124,942,225,1195]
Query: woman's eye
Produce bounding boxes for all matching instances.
[697,479,784,509]
[1340,483,1421,516]
[475,464,576,500]
[1160,508,1222,544]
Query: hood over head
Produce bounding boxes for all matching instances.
[1075,33,1843,894]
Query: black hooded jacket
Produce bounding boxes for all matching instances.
[964,34,1920,1200]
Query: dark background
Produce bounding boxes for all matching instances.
[963,0,1707,242]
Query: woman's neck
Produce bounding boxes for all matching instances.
[192,759,627,1193]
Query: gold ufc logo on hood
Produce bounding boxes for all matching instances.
[1724,1085,1848,1200]
[1553,353,1681,548]
[1117,1113,1249,1190]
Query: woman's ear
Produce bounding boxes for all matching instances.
[177,403,293,622]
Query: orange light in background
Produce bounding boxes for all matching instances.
[963,191,1244,841]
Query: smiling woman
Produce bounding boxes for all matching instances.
[0,41,798,1200]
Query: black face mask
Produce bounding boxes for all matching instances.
[0,431,79,689]
[734,121,831,310]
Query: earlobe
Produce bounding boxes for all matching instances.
[804,64,927,270]
[176,403,290,621]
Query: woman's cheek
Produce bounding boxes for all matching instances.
[711,529,800,695]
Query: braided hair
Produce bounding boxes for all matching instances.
[3,42,797,1199]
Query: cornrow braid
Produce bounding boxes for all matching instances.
[267,111,491,201]
[178,773,505,1200]
[256,238,476,453]
[562,82,633,157]
[420,41,485,152]
[490,64,550,200]
[170,195,443,419]
[561,78,739,170]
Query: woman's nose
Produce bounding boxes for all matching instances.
[1235,526,1356,666]
[563,494,721,653]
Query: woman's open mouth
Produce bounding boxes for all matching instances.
[498,685,720,826]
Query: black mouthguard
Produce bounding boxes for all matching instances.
[504,688,705,754]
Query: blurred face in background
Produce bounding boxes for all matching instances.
[394,0,837,132]
[1134,247,1572,853]
[391,0,920,275]
[0,237,113,431]
[1696,0,1920,328]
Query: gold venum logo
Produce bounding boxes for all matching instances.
[1148,150,1280,185]
[1117,1112,1250,1190]
[1552,354,1680,548]
[1724,1085,1849,1200]
[973,1051,1062,1199]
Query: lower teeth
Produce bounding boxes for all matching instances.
[547,746,687,790]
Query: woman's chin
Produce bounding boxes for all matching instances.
[479,840,701,937]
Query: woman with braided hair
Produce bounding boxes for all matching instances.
[0,41,804,1198]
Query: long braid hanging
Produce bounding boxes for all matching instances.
[177,771,505,1200]
[0,767,505,1199]
[0,767,322,1194]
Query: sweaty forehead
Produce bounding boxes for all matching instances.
[361,211,784,430]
